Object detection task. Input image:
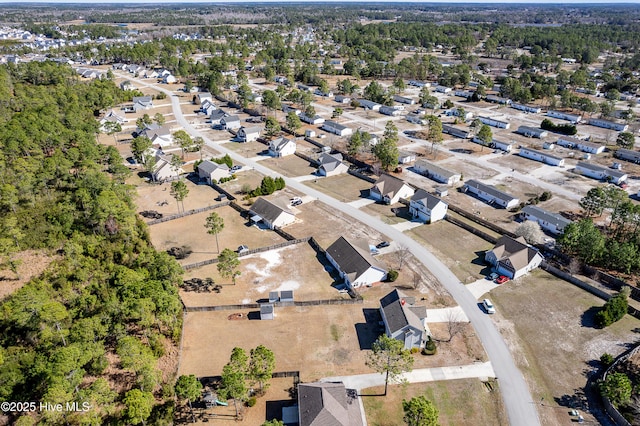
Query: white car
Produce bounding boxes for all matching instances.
[482,299,496,314]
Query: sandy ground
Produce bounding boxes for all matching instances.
[0,250,57,300]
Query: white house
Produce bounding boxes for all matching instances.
[334,95,351,104]
[326,236,387,288]
[462,180,519,209]
[151,155,183,182]
[358,99,382,111]
[299,113,325,125]
[317,153,349,176]
[454,90,474,99]
[615,149,640,164]
[209,109,227,127]
[132,96,153,111]
[237,126,262,142]
[520,205,572,235]
[196,92,212,105]
[322,120,353,137]
[485,95,512,105]
[511,103,541,114]
[491,139,513,152]
[547,110,581,124]
[370,174,415,205]
[198,160,230,184]
[485,236,544,279]
[393,95,415,105]
[575,161,628,184]
[398,152,416,164]
[139,124,173,148]
[162,74,177,84]
[409,189,448,223]
[446,108,474,121]
[414,159,461,185]
[516,126,548,138]
[249,197,296,230]
[442,124,471,139]
[268,137,296,157]
[519,147,565,166]
[435,85,452,93]
[478,115,510,129]
[379,289,426,349]
[379,106,403,116]
[588,118,628,132]
[406,113,427,125]
[220,115,241,130]
[555,136,606,154]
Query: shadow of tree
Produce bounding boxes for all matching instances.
[581,306,600,329]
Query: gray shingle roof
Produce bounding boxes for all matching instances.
[411,189,445,210]
[415,159,459,179]
[198,160,228,175]
[464,180,517,203]
[521,205,571,231]
[371,174,411,199]
[298,382,362,426]
[249,197,294,224]
[380,289,425,335]
[326,237,384,283]
[318,153,344,172]
[490,236,541,272]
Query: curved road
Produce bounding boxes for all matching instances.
[127,76,540,426]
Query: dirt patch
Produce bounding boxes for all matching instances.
[0,250,58,300]
[304,174,373,203]
[260,155,318,178]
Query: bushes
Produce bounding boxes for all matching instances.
[246,397,257,407]
[387,269,399,282]
[248,176,286,198]
[595,287,629,328]
[600,353,614,368]
[541,118,577,135]
[422,336,437,355]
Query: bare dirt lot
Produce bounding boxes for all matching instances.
[180,243,337,307]
[149,206,285,266]
[259,155,317,178]
[489,269,639,426]
[0,250,58,300]
[224,140,269,157]
[304,174,372,203]
[362,379,507,426]
[133,177,221,218]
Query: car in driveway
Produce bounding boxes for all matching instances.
[495,275,510,284]
[487,272,499,281]
[376,241,390,249]
[482,299,496,314]
[237,245,249,254]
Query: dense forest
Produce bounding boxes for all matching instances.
[0,61,183,425]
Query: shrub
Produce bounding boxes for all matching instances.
[600,353,614,368]
[422,336,437,355]
[595,288,629,328]
[541,118,577,135]
[387,269,399,282]
[410,347,420,354]
[539,191,552,201]
[246,397,257,407]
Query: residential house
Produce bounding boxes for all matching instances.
[446,108,474,121]
[220,115,241,130]
[414,159,461,185]
[442,124,470,139]
[139,124,173,148]
[462,179,519,209]
[547,110,581,124]
[478,115,510,129]
[197,92,212,105]
[408,80,429,88]
[162,74,177,84]
[296,382,363,426]
[268,137,297,157]
[406,113,427,125]
[393,95,415,105]
[555,136,606,154]
[300,113,326,125]
[409,189,448,223]
[209,109,227,127]
[322,120,353,137]
[575,161,628,184]
[588,118,629,132]
[511,103,541,113]
[197,160,230,184]
[370,174,415,204]
[317,153,349,176]
[398,152,416,164]
[325,236,387,288]
[435,85,452,93]
[379,289,427,349]
[520,205,572,235]
[516,126,548,138]
[379,106,403,116]
[282,104,301,115]
[490,139,513,152]
[151,155,183,182]
[454,90,474,99]
[485,95,512,105]
[119,80,134,91]
[334,95,351,104]
[99,110,126,131]
[249,197,296,229]
[518,147,565,166]
[615,149,640,164]
[485,236,544,279]
[237,126,262,142]
[132,96,153,111]
[200,99,217,116]
[357,99,382,111]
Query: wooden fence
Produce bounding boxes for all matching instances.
[147,201,231,225]
[184,296,362,312]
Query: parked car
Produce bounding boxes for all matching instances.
[231,165,242,172]
[495,275,509,284]
[292,199,302,206]
[487,272,499,281]
[237,245,249,254]
[482,299,496,314]
[376,241,390,249]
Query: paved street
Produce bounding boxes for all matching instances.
[124,75,541,426]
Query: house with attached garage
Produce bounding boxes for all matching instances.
[293,382,363,426]
[409,189,448,223]
[151,155,184,182]
[520,205,572,235]
[99,110,126,131]
[197,160,230,185]
[325,236,387,288]
[268,137,296,157]
[209,109,227,127]
[462,180,519,209]
[370,174,415,205]
[132,96,153,111]
[237,126,262,142]
[139,124,173,148]
[220,115,241,130]
[196,92,212,105]
[249,197,296,230]
[317,153,349,176]
[485,235,544,279]
[575,161,628,185]
[414,159,461,185]
[380,289,427,349]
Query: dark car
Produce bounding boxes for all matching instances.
[376,241,390,249]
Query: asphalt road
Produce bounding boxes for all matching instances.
[127,76,541,426]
